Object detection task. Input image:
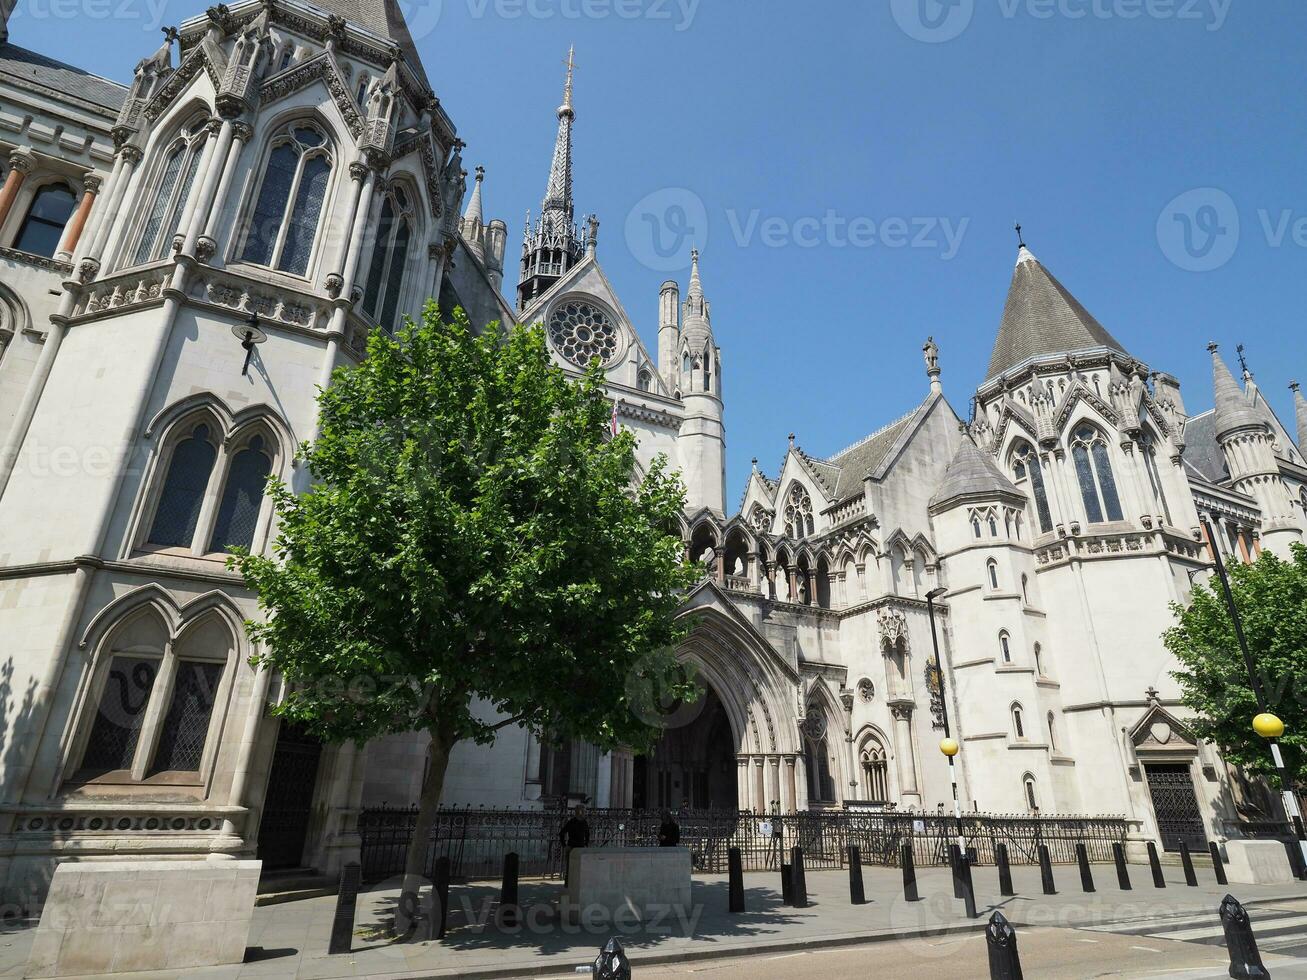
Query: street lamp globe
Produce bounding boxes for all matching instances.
[1253,712,1286,739]
[940,737,960,758]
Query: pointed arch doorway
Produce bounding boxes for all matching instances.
[633,685,738,811]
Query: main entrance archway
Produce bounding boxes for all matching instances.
[633,685,738,810]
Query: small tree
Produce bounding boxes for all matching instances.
[1164,543,1307,789]
[234,305,700,930]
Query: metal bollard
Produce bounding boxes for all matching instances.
[780,862,793,906]
[328,862,361,955]
[1147,841,1166,889]
[985,910,1025,980]
[1112,842,1132,891]
[848,844,866,905]
[728,847,745,914]
[959,849,979,920]
[902,843,920,902]
[500,852,520,928]
[1037,844,1056,895]
[1180,842,1199,887]
[791,846,809,909]
[950,844,964,899]
[1219,894,1270,980]
[1076,843,1095,893]
[1210,841,1228,886]
[996,842,1015,897]
[592,937,633,980]
[1284,839,1307,881]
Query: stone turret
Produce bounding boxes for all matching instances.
[459,167,506,291]
[1292,381,1307,453]
[676,251,726,516]
[658,279,680,389]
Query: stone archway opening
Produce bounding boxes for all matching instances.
[633,685,738,811]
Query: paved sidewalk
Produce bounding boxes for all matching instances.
[1,862,1303,979]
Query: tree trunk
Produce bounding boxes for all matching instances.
[394,722,455,937]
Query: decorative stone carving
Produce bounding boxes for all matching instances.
[876,607,909,650]
[857,678,874,703]
[924,658,945,730]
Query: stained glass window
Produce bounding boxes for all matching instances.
[242,144,297,266]
[148,424,217,548]
[209,435,271,552]
[81,656,159,774]
[1073,443,1103,523]
[1012,442,1053,534]
[1072,425,1123,524]
[361,196,395,316]
[133,122,208,265]
[279,154,330,275]
[134,144,185,265]
[150,661,223,772]
[240,125,333,275]
[378,219,410,332]
[15,184,77,258]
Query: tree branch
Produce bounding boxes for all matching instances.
[490,712,529,732]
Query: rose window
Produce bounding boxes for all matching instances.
[548,301,620,367]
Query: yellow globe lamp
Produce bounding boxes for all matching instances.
[1253,713,1285,739]
[940,737,960,758]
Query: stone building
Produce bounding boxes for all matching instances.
[0,0,1305,909]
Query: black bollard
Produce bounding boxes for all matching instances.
[593,937,633,980]
[1076,843,1095,893]
[950,843,964,899]
[1284,839,1307,881]
[1037,844,1056,895]
[996,842,1015,897]
[985,910,1025,980]
[1179,842,1199,886]
[1219,894,1270,980]
[728,847,745,913]
[1147,841,1166,888]
[780,862,793,906]
[328,862,361,955]
[848,845,866,905]
[499,852,520,928]
[1209,842,1229,886]
[433,856,451,940]
[959,849,979,919]
[791,846,809,909]
[1112,842,1132,891]
[902,843,920,902]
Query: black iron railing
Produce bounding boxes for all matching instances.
[358,805,1127,884]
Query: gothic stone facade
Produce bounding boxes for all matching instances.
[1,0,1306,910]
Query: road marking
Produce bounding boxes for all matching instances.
[1131,945,1162,952]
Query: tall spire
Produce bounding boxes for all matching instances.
[682,249,711,347]
[463,166,485,225]
[542,46,576,225]
[1209,342,1263,439]
[1292,381,1307,451]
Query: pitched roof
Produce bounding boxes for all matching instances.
[313,0,431,89]
[1181,410,1229,484]
[986,245,1128,382]
[929,436,1022,510]
[825,404,925,500]
[0,43,127,112]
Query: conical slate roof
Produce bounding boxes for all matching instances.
[316,0,430,89]
[986,246,1128,381]
[1209,344,1264,439]
[930,436,1021,511]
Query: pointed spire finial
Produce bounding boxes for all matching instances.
[1015,223,1026,249]
[1237,343,1252,381]
[561,45,577,117]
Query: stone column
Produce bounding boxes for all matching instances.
[173,117,226,256]
[752,757,765,813]
[766,757,781,813]
[737,757,750,811]
[596,749,613,808]
[890,701,918,796]
[746,552,759,591]
[782,756,797,814]
[787,567,798,602]
[0,147,34,229]
[79,145,140,277]
[53,174,100,262]
[197,121,252,262]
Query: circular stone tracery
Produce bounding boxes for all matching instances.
[548,301,620,367]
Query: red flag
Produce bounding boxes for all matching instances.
[610,400,619,438]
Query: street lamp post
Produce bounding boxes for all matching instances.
[925,586,964,853]
[1199,516,1307,857]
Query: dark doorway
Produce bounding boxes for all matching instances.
[257,721,323,871]
[1145,762,1207,852]
[634,686,737,810]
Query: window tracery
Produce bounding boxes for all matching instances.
[1070,424,1124,523]
[240,122,334,276]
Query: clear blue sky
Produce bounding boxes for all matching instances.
[14,0,1306,506]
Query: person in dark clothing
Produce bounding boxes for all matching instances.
[658,809,681,847]
[559,804,590,883]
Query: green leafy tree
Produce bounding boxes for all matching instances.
[233,305,700,929]
[1164,543,1307,788]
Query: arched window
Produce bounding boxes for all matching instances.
[356,77,369,104]
[705,353,712,393]
[279,46,295,72]
[804,733,836,804]
[15,183,77,257]
[1047,711,1058,751]
[784,483,813,541]
[133,117,209,265]
[1011,442,1053,534]
[1140,428,1173,526]
[1012,704,1025,739]
[999,630,1011,664]
[1033,642,1044,676]
[1023,773,1038,811]
[987,559,999,590]
[859,735,889,803]
[1301,488,1307,516]
[240,123,333,276]
[147,422,218,548]
[208,434,272,553]
[972,516,982,539]
[362,183,414,333]
[637,369,653,392]
[1071,424,1124,523]
[988,514,998,536]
